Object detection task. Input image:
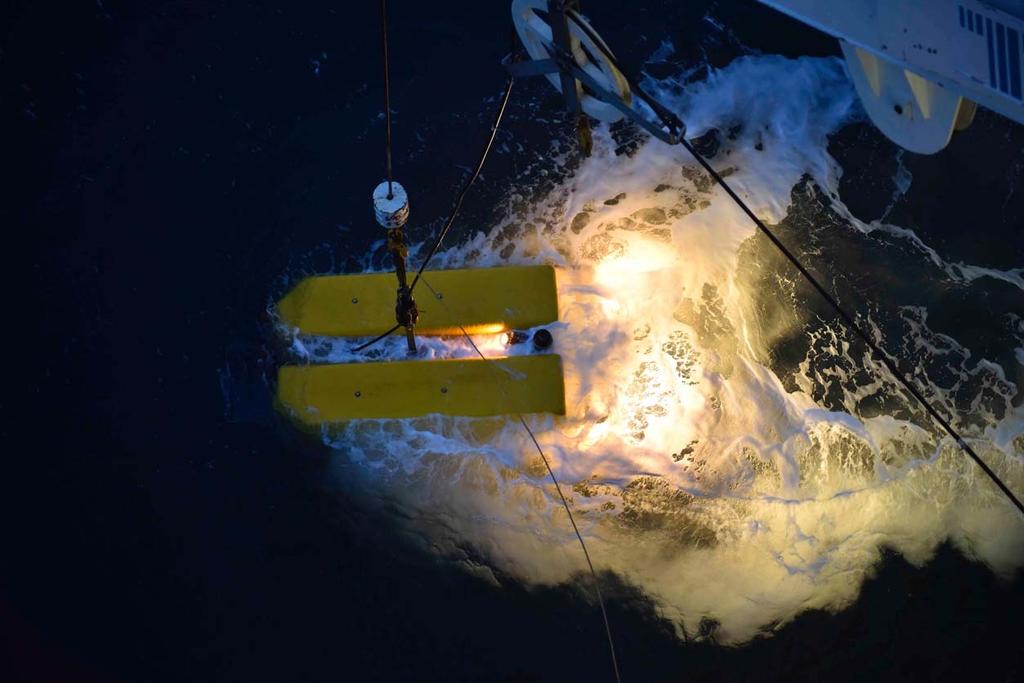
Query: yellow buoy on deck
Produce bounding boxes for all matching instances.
[277,265,558,337]
[278,354,566,425]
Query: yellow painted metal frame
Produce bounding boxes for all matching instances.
[277,265,558,337]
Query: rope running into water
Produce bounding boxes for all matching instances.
[419,276,623,683]
[409,78,515,294]
[379,0,394,197]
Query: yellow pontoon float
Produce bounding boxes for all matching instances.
[275,265,566,424]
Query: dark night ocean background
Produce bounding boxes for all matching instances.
[4,1,1024,681]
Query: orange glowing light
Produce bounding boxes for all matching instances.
[469,322,509,335]
[433,322,507,336]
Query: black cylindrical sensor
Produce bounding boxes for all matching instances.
[532,328,553,351]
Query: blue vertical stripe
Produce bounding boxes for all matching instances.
[978,18,985,36]
[960,6,965,28]
[968,10,974,32]
[1009,28,1022,98]
[988,18,997,87]
[998,22,1009,92]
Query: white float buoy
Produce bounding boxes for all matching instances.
[372,180,410,229]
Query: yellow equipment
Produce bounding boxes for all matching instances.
[277,354,565,424]
[275,265,566,423]
[277,265,558,337]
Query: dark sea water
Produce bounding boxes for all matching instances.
[4,1,1023,681]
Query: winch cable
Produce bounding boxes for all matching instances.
[409,77,515,295]
[679,139,1024,516]
[419,275,622,683]
[561,16,1023,516]
[379,0,395,197]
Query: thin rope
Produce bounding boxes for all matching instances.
[420,277,622,683]
[409,78,515,294]
[515,415,621,683]
[352,322,401,353]
[379,0,394,197]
